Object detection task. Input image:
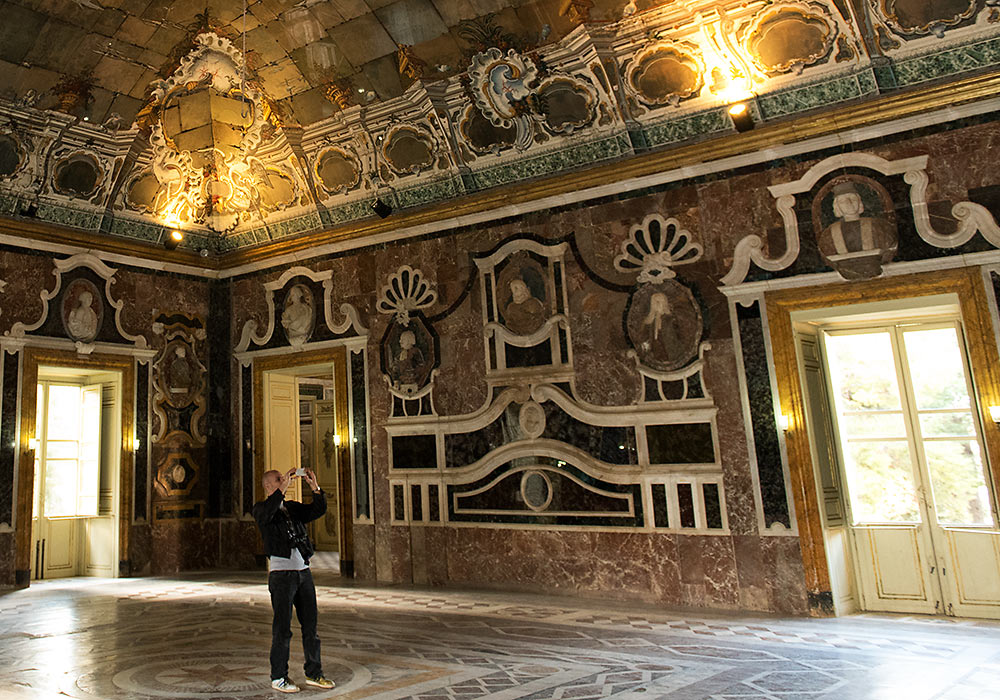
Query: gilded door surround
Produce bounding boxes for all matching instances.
[765,267,1000,613]
[250,346,354,572]
[14,347,136,585]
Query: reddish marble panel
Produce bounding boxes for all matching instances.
[219,520,260,570]
[0,531,14,586]
[352,523,376,581]
[150,520,222,574]
[706,341,757,537]
[129,523,152,576]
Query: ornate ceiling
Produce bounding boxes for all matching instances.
[0,0,997,257]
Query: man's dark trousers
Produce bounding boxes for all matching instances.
[268,569,322,681]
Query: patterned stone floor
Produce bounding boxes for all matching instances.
[2,572,1000,699]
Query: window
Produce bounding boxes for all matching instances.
[824,321,994,527]
[33,382,101,519]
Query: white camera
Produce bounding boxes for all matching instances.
[294,467,306,477]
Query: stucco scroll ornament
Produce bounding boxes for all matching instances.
[5,253,148,355]
[377,266,439,400]
[234,265,368,357]
[721,152,1000,286]
[468,48,539,151]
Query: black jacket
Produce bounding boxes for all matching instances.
[252,488,327,560]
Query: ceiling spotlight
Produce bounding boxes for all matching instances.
[164,229,183,250]
[728,102,754,133]
[371,197,392,219]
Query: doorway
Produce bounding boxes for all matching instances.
[29,367,122,580]
[255,348,353,576]
[796,299,1000,618]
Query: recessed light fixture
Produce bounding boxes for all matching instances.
[371,198,392,218]
[164,229,184,250]
[728,102,754,132]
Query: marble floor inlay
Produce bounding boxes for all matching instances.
[2,573,1000,699]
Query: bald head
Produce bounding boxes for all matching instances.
[262,469,283,496]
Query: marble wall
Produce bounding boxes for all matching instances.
[0,247,230,583]
[220,113,1000,613]
[2,110,999,616]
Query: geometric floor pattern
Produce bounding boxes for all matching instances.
[2,572,1000,699]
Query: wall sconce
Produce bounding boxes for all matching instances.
[728,102,755,133]
[164,229,184,250]
[989,406,1000,423]
[28,437,39,451]
[333,434,342,447]
[777,413,790,432]
[133,437,141,451]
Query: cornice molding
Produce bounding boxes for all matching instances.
[1,69,999,276]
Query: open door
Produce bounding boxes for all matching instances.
[30,374,119,580]
[263,372,302,502]
[820,322,1000,618]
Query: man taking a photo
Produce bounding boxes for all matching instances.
[253,467,335,693]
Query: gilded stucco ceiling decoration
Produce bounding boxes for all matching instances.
[742,5,838,75]
[875,0,978,37]
[0,133,26,179]
[0,0,992,255]
[458,104,519,156]
[382,124,437,175]
[625,42,705,107]
[125,33,304,232]
[315,146,362,195]
[52,153,104,199]
[468,48,541,150]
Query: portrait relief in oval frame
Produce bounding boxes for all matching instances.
[382,317,436,396]
[625,280,703,372]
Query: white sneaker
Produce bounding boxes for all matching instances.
[271,677,300,693]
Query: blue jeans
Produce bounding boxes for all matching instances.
[268,569,323,680]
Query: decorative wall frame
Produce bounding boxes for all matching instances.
[5,254,149,356]
[376,265,440,416]
[0,130,29,182]
[151,313,208,446]
[614,214,711,399]
[381,124,439,177]
[314,145,362,196]
[870,0,979,39]
[721,152,1000,286]
[739,4,839,75]
[50,151,106,200]
[235,265,367,354]
[385,381,726,532]
[623,41,706,108]
[474,238,573,383]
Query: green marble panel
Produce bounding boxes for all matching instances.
[893,35,1000,87]
[641,109,729,148]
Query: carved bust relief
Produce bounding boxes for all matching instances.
[61,278,102,343]
[281,283,315,346]
[812,175,897,280]
[496,254,549,335]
